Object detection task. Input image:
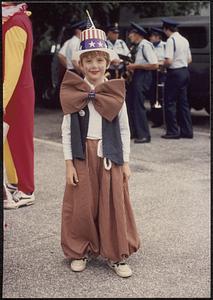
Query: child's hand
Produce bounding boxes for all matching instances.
[65,160,79,186]
[123,162,131,180]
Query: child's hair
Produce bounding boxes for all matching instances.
[80,51,110,67]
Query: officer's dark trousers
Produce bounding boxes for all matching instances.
[164,67,193,136]
[126,70,152,139]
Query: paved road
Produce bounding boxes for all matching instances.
[33,106,210,144]
[3,108,210,298]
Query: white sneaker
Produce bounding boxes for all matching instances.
[6,183,18,194]
[13,190,35,208]
[4,186,18,209]
[107,260,133,278]
[70,257,88,272]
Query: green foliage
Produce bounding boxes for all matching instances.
[28,1,209,54]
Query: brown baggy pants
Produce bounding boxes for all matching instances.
[61,139,140,262]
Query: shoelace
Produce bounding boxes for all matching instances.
[79,257,88,262]
[13,191,32,202]
[13,191,22,202]
[112,261,126,267]
[13,190,21,197]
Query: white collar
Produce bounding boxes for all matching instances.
[170,32,179,38]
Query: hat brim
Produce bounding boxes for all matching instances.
[109,30,119,33]
[150,31,163,36]
[70,20,87,30]
[72,48,118,62]
[130,22,147,36]
[161,18,179,27]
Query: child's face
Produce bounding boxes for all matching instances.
[80,52,108,85]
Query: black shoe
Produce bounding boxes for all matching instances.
[180,134,193,139]
[161,134,180,139]
[134,137,151,143]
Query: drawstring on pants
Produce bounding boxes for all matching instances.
[97,139,112,170]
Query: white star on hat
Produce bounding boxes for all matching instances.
[98,41,104,47]
[89,41,96,47]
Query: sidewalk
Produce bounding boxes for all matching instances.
[3,129,210,298]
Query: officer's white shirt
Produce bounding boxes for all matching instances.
[59,35,80,70]
[165,32,192,69]
[106,39,131,57]
[135,39,158,64]
[61,77,130,162]
[153,40,166,62]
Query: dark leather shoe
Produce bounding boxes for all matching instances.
[134,137,151,143]
[180,134,193,139]
[161,134,180,139]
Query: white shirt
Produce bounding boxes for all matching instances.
[59,35,80,70]
[61,77,130,162]
[106,39,131,57]
[153,40,166,62]
[135,39,158,65]
[165,32,192,69]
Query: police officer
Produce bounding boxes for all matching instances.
[149,27,166,62]
[126,22,158,143]
[161,18,193,139]
[58,20,86,75]
[106,23,131,79]
[148,27,167,127]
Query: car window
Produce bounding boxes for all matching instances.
[178,26,208,49]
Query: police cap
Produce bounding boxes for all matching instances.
[149,27,164,35]
[129,22,147,36]
[107,24,119,33]
[70,20,87,30]
[161,18,179,28]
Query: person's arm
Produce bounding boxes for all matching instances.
[127,62,158,71]
[65,39,82,74]
[71,59,83,74]
[58,40,68,68]
[164,38,174,67]
[164,58,173,67]
[61,114,79,186]
[187,47,192,64]
[109,50,121,66]
[118,102,131,179]
[127,43,158,71]
[58,53,67,68]
[122,40,131,57]
[3,26,27,111]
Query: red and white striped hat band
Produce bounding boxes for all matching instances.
[80,28,108,50]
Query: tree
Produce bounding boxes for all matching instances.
[28,1,209,54]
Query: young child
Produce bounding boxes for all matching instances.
[60,23,140,278]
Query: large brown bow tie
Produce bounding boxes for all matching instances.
[60,71,126,122]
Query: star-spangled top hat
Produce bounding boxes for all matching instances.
[72,10,117,62]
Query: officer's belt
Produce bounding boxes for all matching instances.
[167,67,188,71]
